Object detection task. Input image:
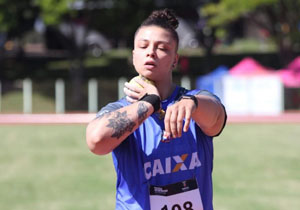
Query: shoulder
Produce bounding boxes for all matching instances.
[96,98,128,118]
[178,87,221,102]
[193,89,220,100]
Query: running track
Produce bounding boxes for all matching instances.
[0,112,300,124]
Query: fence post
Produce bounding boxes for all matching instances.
[0,81,1,112]
[118,77,127,100]
[23,78,32,113]
[181,76,191,90]
[88,78,98,113]
[55,79,65,113]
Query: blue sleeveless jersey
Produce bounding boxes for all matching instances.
[97,86,224,210]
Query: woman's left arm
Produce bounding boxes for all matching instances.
[192,94,226,136]
[164,94,226,138]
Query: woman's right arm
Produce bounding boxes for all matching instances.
[86,100,154,155]
[87,77,160,155]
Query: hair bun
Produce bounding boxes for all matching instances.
[148,9,179,30]
[137,8,179,49]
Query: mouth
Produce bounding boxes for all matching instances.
[144,61,157,69]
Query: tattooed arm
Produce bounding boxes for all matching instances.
[86,101,153,155]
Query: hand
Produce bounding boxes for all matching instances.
[164,98,197,138]
[124,77,160,103]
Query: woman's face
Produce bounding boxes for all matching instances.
[132,25,178,81]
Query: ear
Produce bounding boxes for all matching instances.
[132,49,136,66]
[172,54,179,69]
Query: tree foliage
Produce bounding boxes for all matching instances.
[201,0,276,26]
[202,0,300,64]
[0,0,75,36]
[0,0,37,34]
[34,0,76,25]
[84,0,155,47]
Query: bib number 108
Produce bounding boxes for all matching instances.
[161,201,193,210]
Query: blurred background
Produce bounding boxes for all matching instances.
[1,0,300,114]
[1,1,300,210]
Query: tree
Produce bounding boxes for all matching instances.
[0,0,158,110]
[0,0,86,110]
[84,0,155,47]
[0,0,75,35]
[201,0,300,65]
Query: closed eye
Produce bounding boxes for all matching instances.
[158,47,167,51]
[157,44,170,51]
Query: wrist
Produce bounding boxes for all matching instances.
[139,94,161,114]
[178,94,198,108]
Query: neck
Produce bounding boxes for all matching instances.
[155,77,176,101]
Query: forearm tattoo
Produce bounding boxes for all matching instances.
[137,102,149,124]
[106,111,136,139]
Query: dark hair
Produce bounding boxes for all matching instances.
[135,9,179,49]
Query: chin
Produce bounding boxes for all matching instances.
[139,70,153,79]
[144,74,156,81]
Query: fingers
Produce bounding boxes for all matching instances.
[124,82,144,101]
[124,77,159,103]
[135,78,147,87]
[169,108,179,138]
[164,101,194,138]
[164,106,185,138]
[164,110,172,139]
[124,82,143,93]
[177,108,185,136]
[124,86,139,100]
[183,109,192,132]
[126,96,138,103]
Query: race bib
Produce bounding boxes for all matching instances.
[149,178,203,210]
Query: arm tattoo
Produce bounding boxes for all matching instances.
[137,102,149,124]
[97,111,111,120]
[106,111,136,139]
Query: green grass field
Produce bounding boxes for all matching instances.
[0,124,299,210]
[1,91,55,113]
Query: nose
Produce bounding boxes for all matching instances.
[147,46,156,58]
